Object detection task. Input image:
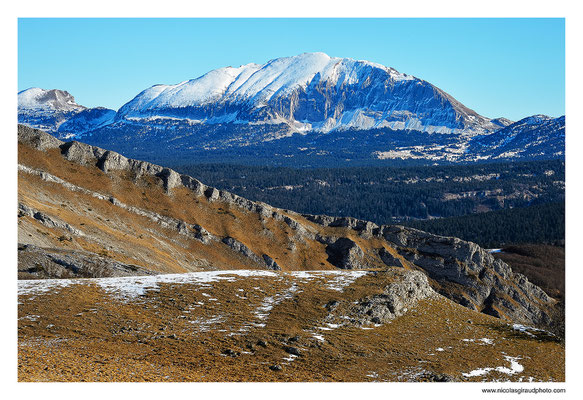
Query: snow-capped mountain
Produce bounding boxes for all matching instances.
[18,88,86,135]
[115,52,500,135]
[18,87,85,113]
[18,88,115,139]
[17,53,564,166]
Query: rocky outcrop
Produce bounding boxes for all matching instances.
[378,248,405,268]
[304,212,555,325]
[323,269,437,327]
[18,203,84,236]
[351,270,436,324]
[18,125,63,150]
[378,225,553,325]
[19,124,203,195]
[323,237,367,269]
[262,254,281,271]
[222,237,264,266]
[304,214,378,238]
[18,244,153,279]
[222,238,282,270]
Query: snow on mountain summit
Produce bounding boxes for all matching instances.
[20,52,562,163]
[18,88,86,112]
[115,52,495,135]
[120,53,415,112]
[18,88,115,139]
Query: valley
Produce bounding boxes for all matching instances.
[172,160,564,247]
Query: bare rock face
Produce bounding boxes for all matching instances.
[97,150,130,172]
[18,244,153,279]
[324,237,366,269]
[323,269,437,327]
[378,225,553,325]
[156,168,182,192]
[304,214,378,237]
[262,254,281,271]
[222,236,264,266]
[305,213,555,327]
[351,270,436,324]
[18,203,84,236]
[18,125,63,150]
[378,248,405,268]
[61,141,107,165]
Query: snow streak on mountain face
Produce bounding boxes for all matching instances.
[115,52,499,135]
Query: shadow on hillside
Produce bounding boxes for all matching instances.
[483,323,562,344]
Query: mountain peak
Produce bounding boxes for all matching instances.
[490,117,514,128]
[18,88,86,112]
[114,52,483,134]
[522,114,553,123]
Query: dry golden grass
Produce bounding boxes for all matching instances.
[18,270,564,382]
[19,142,377,274]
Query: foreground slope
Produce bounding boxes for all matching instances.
[18,269,564,382]
[18,125,555,328]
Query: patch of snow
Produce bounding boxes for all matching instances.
[512,324,550,337]
[321,271,368,291]
[312,334,325,342]
[252,283,299,324]
[18,278,74,297]
[19,270,281,300]
[19,315,40,321]
[188,315,225,332]
[282,354,298,363]
[462,356,524,378]
[462,338,495,345]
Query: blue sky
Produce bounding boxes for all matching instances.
[18,18,565,121]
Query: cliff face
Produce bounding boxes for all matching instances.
[17,124,554,327]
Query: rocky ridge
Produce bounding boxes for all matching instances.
[18,124,555,328]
